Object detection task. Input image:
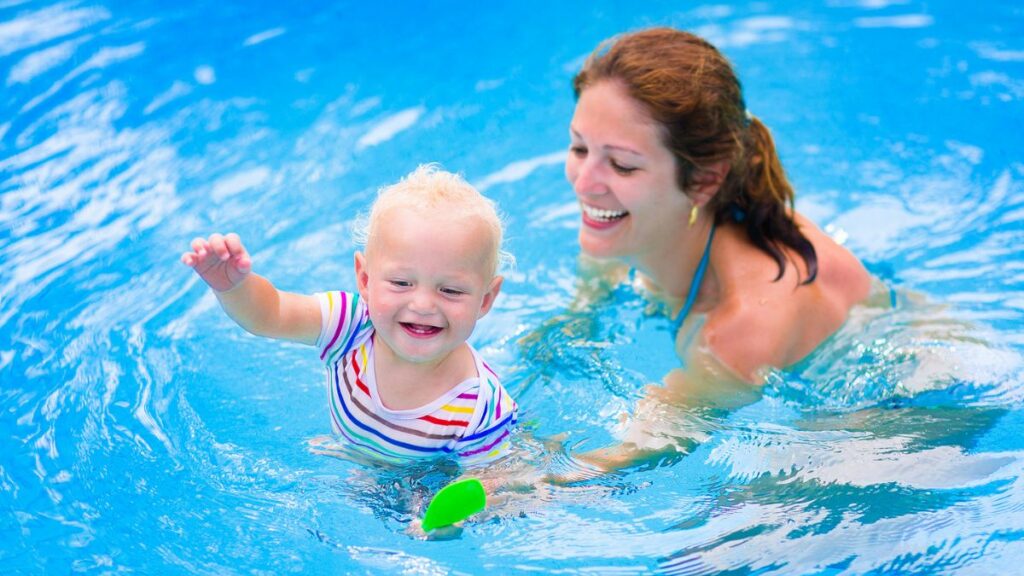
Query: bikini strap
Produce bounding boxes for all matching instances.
[670,224,716,334]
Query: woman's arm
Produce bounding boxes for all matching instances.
[573,341,761,473]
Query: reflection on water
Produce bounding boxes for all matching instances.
[2,0,1023,573]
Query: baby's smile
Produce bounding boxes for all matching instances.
[401,322,443,337]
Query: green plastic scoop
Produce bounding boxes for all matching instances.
[421,478,487,532]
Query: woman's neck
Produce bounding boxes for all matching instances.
[630,219,717,312]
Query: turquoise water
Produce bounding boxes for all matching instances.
[2,1,1024,573]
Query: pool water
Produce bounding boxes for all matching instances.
[3,0,1024,573]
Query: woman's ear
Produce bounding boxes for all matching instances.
[689,159,730,207]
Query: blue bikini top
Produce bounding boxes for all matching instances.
[669,224,716,335]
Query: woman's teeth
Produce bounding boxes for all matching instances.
[582,204,628,221]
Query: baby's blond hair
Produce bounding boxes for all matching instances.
[355,164,512,276]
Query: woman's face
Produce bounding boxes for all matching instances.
[565,80,693,262]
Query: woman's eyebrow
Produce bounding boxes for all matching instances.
[570,128,643,156]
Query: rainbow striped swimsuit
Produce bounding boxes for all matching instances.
[316,291,517,465]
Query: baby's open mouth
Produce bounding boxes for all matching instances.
[401,322,442,337]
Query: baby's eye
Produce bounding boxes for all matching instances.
[440,287,466,296]
[610,160,637,175]
[389,280,411,288]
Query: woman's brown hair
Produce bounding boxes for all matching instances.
[573,27,817,283]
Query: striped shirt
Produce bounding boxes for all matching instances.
[316,291,517,465]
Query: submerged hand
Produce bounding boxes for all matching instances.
[181,232,252,292]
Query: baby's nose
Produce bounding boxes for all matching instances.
[408,290,437,314]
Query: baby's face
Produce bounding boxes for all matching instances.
[355,207,501,366]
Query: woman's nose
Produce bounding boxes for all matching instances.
[570,157,604,196]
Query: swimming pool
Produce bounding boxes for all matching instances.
[2,0,1023,572]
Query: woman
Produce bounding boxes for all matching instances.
[561,28,872,470]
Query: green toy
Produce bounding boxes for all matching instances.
[421,478,487,532]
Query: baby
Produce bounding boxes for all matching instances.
[181,165,518,465]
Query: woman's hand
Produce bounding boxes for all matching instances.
[181,233,252,292]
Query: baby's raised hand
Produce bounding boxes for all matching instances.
[181,233,252,292]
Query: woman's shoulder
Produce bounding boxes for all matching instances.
[701,272,812,381]
[713,216,869,298]
[703,217,871,379]
[795,214,872,307]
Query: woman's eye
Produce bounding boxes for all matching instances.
[610,160,637,175]
[569,145,587,157]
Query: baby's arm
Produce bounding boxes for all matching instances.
[181,233,321,345]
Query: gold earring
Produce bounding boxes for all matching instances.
[688,205,699,227]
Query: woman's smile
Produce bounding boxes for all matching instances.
[580,202,629,228]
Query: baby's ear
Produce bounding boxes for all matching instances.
[478,276,504,317]
[354,252,370,298]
